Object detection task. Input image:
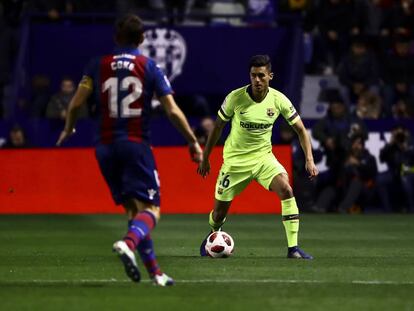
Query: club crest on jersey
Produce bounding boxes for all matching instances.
[141,28,187,82]
[267,108,275,117]
[217,187,224,195]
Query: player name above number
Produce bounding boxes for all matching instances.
[113,53,136,60]
[110,60,135,71]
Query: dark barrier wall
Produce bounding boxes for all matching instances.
[24,18,303,104]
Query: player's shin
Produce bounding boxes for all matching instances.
[137,234,162,277]
[124,211,157,251]
[281,197,299,247]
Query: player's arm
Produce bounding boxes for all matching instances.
[159,94,202,163]
[56,77,92,146]
[197,117,227,178]
[291,119,319,179]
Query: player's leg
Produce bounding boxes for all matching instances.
[269,173,313,259]
[121,199,159,251]
[210,199,232,231]
[200,199,232,256]
[117,200,173,286]
[94,144,143,281]
[200,165,250,256]
[255,154,312,259]
[110,141,172,284]
[112,199,155,283]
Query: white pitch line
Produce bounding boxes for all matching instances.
[3,279,414,285]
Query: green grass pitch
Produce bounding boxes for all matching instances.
[1,214,413,311]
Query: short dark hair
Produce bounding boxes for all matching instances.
[115,14,144,46]
[249,55,272,71]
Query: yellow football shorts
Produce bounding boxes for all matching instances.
[214,152,288,201]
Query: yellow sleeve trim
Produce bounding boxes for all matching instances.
[79,76,93,90]
[218,110,230,121]
[287,114,300,125]
[218,107,232,121]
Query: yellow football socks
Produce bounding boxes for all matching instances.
[281,197,300,247]
[209,210,226,231]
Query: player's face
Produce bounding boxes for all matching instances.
[250,66,273,93]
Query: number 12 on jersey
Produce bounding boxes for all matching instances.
[103,76,143,118]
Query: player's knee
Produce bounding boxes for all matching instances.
[145,206,161,222]
[279,183,293,200]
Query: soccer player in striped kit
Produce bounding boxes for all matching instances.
[57,14,202,286]
[197,55,318,259]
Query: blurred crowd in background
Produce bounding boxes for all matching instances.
[0,0,413,213]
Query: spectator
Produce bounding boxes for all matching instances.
[30,74,51,117]
[301,1,319,73]
[378,125,414,212]
[195,116,224,145]
[312,88,368,212]
[3,124,29,148]
[278,121,323,212]
[392,97,413,119]
[355,89,383,119]
[380,35,414,116]
[351,0,392,37]
[386,0,414,37]
[337,36,380,105]
[46,77,88,120]
[314,0,355,74]
[30,0,74,20]
[336,134,378,213]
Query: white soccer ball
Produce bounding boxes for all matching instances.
[205,231,234,258]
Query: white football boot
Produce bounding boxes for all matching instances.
[152,273,175,286]
[112,240,141,282]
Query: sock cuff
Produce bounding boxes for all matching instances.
[209,210,225,230]
[282,214,299,221]
[281,197,299,216]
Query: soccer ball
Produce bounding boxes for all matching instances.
[205,231,234,258]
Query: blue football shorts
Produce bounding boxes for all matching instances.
[95,141,161,206]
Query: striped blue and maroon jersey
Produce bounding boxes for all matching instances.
[82,47,172,144]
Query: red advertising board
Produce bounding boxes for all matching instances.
[0,146,291,214]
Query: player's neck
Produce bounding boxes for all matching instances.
[248,85,269,103]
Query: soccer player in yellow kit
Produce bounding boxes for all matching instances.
[197,55,319,259]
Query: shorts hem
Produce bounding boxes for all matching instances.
[116,193,160,207]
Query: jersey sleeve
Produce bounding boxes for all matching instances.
[149,60,173,98]
[217,93,235,122]
[278,92,300,125]
[79,57,99,90]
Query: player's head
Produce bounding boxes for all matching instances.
[115,14,144,47]
[249,55,273,93]
[349,134,365,157]
[249,55,272,72]
[60,76,75,95]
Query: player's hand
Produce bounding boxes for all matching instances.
[197,158,210,178]
[305,160,318,181]
[56,128,76,146]
[189,142,203,163]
